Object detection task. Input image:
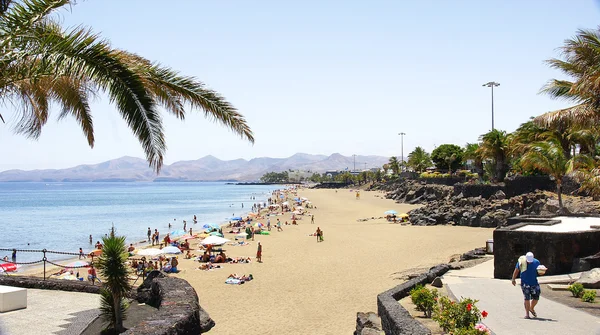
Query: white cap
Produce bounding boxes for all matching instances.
[526,252,534,263]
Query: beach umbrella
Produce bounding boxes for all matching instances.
[209,232,224,237]
[282,201,289,206]
[201,235,230,246]
[0,263,18,273]
[202,223,220,229]
[65,260,90,268]
[301,197,308,201]
[137,248,163,256]
[254,222,263,228]
[292,210,301,215]
[161,246,182,255]
[198,233,210,238]
[384,210,398,215]
[230,217,243,221]
[89,249,102,257]
[170,229,187,237]
[399,213,409,218]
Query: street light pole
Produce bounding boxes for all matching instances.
[398,132,406,172]
[482,81,500,130]
[353,154,356,172]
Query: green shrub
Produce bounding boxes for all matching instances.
[433,297,487,332]
[568,283,585,298]
[410,285,439,317]
[582,289,597,303]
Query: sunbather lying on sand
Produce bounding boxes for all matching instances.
[199,262,221,270]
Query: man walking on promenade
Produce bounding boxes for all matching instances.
[512,251,543,319]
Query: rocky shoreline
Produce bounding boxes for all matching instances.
[376,179,600,227]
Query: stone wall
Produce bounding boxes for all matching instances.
[420,178,462,186]
[0,275,101,294]
[0,272,214,334]
[453,183,504,199]
[127,271,214,334]
[504,176,556,197]
[493,220,600,279]
[377,264,450,335]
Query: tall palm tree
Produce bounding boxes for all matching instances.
[537,27,600,129]
[97,234,131,333]
[520,139,583,212]
[407,146,432,173]
[1,0,253,172]
[388,156,400,175]
[478,129,510,182]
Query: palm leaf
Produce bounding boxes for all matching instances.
[533,104,599,129]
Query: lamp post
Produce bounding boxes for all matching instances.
[482,81,500,130]
[352,154,356,172]
[398,132,406,172]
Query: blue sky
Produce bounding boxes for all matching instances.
[1,0,600,171]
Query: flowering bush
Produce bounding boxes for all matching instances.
[409,285,439,317]
[451,324,491,335]
[433,296,488,333]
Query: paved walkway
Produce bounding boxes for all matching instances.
[443,260,600,335]
[0,288,100,335]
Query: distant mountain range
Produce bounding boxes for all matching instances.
[0,153,391,182]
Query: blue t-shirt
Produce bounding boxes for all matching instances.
[515,258,540,285]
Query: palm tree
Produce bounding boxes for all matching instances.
[1,0,253,172]
[537,27,600,129]
[388,156,400,175]
[463,143,483,177]
[520,139,582,212]
[407,147,432,173]
[478,129,510,182]
[96,234,131,333]
[444,154,457,177]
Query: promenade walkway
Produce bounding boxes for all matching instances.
[0,288,99,335]
[443,259,600,335]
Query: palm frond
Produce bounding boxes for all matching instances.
[0,0,69,49]
[30,22,166,171]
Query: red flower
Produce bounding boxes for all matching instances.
[466,303,472,311]
[482,310,488,318]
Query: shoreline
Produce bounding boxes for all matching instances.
[10,187,493,334]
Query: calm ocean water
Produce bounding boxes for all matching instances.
[0,182,277,264]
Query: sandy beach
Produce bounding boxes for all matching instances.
[171,188,492,334]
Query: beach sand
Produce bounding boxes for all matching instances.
[173,188,493,334]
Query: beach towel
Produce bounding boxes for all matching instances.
[225,278,243,285]
[518,255,527,273]
[260,231,270,235]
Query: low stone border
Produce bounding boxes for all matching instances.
[377,264,450,335]
[0,272,215,334]
[126,271,214,334]
[0,275,101,294]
